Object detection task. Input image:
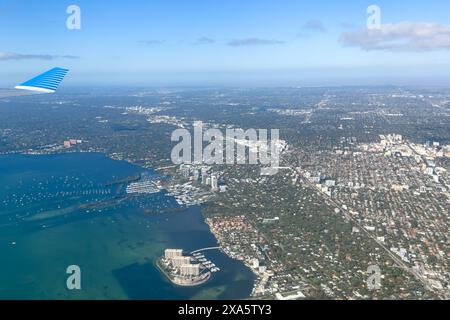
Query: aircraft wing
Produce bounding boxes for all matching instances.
[14,67,69,93]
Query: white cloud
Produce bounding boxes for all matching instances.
[139,40,165,46]
[227,38,285,47]
[302,20,326,32]
[339,22,450,52]
[0,51,79,60]
[194,37,215,45]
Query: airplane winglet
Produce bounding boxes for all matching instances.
[15,67,69,93]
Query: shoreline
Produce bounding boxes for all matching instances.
[2,150,258,296]
[203,216,262,298]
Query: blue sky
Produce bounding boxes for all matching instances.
[1,0,450,86]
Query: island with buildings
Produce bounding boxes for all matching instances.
[157,249,212,287]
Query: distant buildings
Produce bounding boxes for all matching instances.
[177,164,227,194]
[192,169,200,181]
[211,175,218,191]
[275,291,306,300]
[63,139,82,149]
[325,179,336,187]
[252,258,259,269]
[180,165,190,179]
[263,217,280,224]
[390,247,410,263]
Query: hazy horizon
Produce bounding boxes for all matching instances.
[1,0,450,87]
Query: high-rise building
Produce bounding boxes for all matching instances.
[180,264,200,276]
[193,169,200,181]
[325,180,336,187]
[164,249,183,259]
[172,256,192,267]
[211,175,218,191]
[180,165,190,179]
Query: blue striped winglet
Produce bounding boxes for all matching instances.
[15,67,69,93]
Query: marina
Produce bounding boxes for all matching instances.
[126,179,160,194]
[0,153,255,299]
[166,182,211,207]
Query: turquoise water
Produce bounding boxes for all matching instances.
[0,153,255,300]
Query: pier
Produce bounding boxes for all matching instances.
[190,247,221,254]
